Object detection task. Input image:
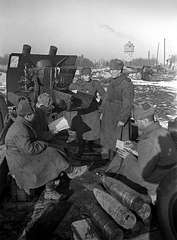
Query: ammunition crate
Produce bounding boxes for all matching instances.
[10,176,34,202]
[71,218,101,240]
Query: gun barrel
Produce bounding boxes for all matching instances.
[22,44,31,54]
[49,45,58,55]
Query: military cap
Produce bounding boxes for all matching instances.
[81,67,92,75]
[16,97,35,116]
[37,93,53,107]
[110,59,124,70]
[132,102,155,120]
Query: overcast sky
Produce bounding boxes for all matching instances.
[0,0,177,63]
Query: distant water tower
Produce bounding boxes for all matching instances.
[124,41,134,62]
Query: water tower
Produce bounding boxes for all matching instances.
[124,41,134,62]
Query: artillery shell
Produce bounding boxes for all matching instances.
[93,188,136,230]
[89,203,124,240]
[135,203,152,227]
[100,175,144,211]
[130,221,144,235]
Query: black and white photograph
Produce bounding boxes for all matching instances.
[0,0,177,239]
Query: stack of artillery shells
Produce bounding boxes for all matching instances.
[92,175,152,238]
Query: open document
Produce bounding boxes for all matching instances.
[48,117,70,133]
[116,140,138,156]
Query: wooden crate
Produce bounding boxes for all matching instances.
[71,219,101,240]
[10,176,34,202]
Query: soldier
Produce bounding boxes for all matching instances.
[100,58,134,164]
[33,93,71,159]
[69,66,105,158]
[5,97,87,200]
[115,102,177,202]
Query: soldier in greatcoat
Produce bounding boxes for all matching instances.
[69,67,106,158]
[5,98,87,200]
[33,93,72,159]
[116,102,177,202]
[100,59,134,167]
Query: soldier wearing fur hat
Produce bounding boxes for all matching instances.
[32,93,72,158]
[69,66,105,158]
[109,102,177,202]
[100,59,134,160]
[5,97,87,200]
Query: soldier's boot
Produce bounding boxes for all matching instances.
[75,140,85,158]
[88,140,94,152]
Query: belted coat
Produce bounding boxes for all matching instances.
[5,116,69,192]
[110,122,177,196]
[100,73,134,151]
[69,79,105,140]
[32,107,68,153]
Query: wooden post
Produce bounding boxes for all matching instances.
[156,42,160,66]
[164,38,166,71]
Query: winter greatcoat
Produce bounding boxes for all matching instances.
[69,79,105,140]
[33,107,53,141]
[32,107,68,154]
[110,121,177,196]
[100,73,134,151]
[5,116,70,192]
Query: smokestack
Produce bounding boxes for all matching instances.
[22,44,31,54]
[49,45,58,55]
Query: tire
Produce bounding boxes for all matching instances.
[0,93,8,132]
[0,93,8,121]
[0,112,3,134]
[156,166,177,240]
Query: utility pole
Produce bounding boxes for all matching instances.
[156,42,159,66]
[148,51,150,65]
[164,38,166,69]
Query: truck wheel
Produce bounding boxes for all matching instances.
[156,166,177,240]
[0,113,3,134]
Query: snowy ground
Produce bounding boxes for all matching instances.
[0,76,176,240]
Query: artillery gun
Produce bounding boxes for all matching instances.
[0,44,93,142]
[0,44,92,111]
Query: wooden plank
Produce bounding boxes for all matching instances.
[71,219,101,240]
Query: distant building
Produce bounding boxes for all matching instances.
[124,41,134,62]
[166,55,177,71]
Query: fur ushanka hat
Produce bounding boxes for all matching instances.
[132,102,155,120]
